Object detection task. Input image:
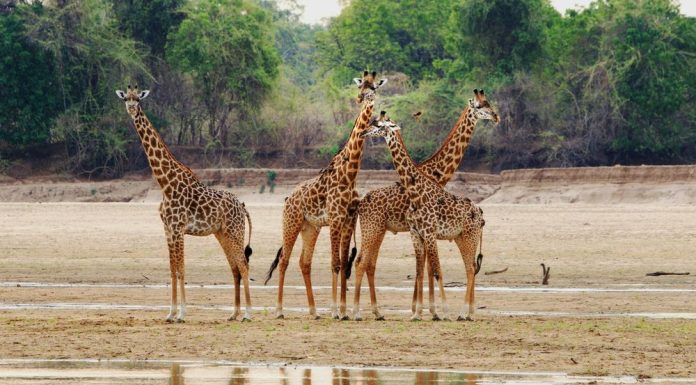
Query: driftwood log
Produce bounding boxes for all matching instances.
[540,263,551,285]
[646,271,690,276]
[484,267,508,276]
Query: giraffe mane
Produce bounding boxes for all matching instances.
[418,103,472,168]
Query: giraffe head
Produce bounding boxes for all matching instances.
[361,110,400,141]
[353,71,387,104]
[115,85,150,118]
[468,89,499,124]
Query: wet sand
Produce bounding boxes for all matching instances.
[0,201,695,377]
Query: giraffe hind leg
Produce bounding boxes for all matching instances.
[216,230,251,321]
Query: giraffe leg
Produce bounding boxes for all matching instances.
[409,231,425,321]
[328,219,345,320]
[424,239,448,321]
[216,229,249,321]
[351,250,366,320]
[299,224,320,319]
[338,220,355,320]
[176,262,186,322]
[275,214,302,320]
[230,267,241,320]
[238,258,253,321]
[427,258,439,321]
[356,221,386,320]
[455,234,478,321]
[165,232,184,323]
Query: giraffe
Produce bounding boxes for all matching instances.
[116,85,253,322]
[360,112,486,321]
[352,90,498,320]
[264,71,387,320]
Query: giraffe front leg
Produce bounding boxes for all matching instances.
[427,258,439,321]
[328,221,344,320]
[165,232,184,323]
[299,224,320,319]
[352,251,365,321]
[409,231,425,321]
[176,266,187,323]
[424,239,448,321]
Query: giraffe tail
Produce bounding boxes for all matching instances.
[244,206,253,263]
[345,230,358,280]
[475,230,484,275]
[264,247,282,285]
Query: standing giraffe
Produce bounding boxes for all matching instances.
[265,71,387,320]
[361,112,486,321]
[352,90,498,320]
[116,85,253,322]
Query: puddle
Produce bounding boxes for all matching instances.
[3,281,695,294]
[2,302,695,319]
[0,359,692,385]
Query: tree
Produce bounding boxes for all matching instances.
[445,0,558,77]
[20,0,152,177]
[111,0,184,56]
[166,0,281,147]
[0,3,61,149]
[315,0,455,85]
[548,0,696,163]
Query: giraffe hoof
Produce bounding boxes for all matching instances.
[354,316,363,321]
[432,314,441,321]
[275,314,284,320]
[165,318,174,323]
[410,316,422,322]
[313,315,322,320]
[442,316,452,322]
[340,315,350,321]
[228,314,238,321]
[241,317,252,322]
[375,315,385,321]
[457,315,473,322]
[175,318,185,324]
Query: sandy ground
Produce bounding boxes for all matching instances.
[0,196,695,377]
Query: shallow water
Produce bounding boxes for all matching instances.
[2,301,695,319]
[0,360,691,385]
[3,281,695,293]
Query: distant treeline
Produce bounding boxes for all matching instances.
[0,0,693,177]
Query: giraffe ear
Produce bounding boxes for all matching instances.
[353,78,363,86]
[375,78,388,88]
[138,90,150,99]
[115,90,126,100]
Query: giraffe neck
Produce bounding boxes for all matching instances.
[130,106,197,190]
[335,100,374,182]
[418,105,478,186]
[384,131,423,194]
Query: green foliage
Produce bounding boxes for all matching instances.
[546,0,696,163]
[315,0,455,85]
[166,0,281,146]
[445,0,559,77]
[1,0,694,174]
[19,0,151,176]
[0,3,61,148]
[111,0,185,56]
